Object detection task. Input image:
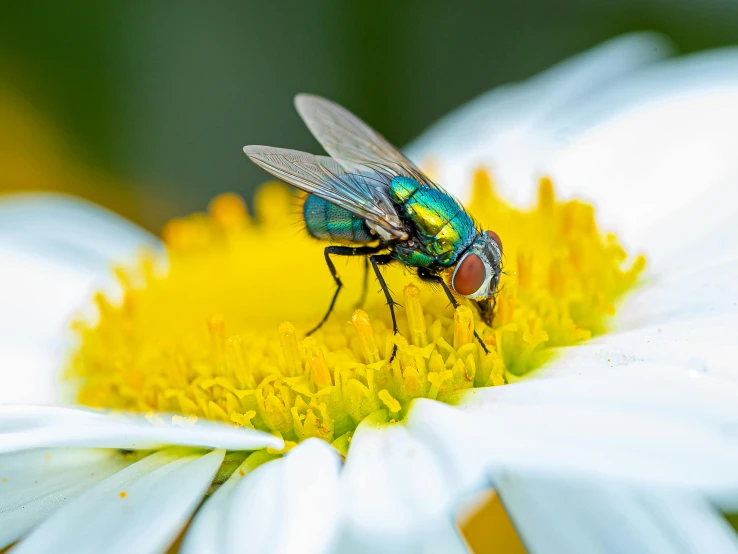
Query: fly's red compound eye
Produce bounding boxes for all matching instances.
[453,253,486,296]
[485,230,503,252]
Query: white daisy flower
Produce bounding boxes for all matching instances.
[2,32,738,554]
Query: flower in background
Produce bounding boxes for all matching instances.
[2,33,738,553]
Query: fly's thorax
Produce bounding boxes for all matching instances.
[389,176,420,203]
[303,194,373,245]
[393,241,436,268]
[389,177,477,268]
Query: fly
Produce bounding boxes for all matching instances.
[244,94,503,359]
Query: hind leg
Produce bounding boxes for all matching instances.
[306,245,384,336]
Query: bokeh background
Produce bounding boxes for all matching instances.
[2,1,737,231]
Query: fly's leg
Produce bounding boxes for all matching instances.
[307,245,384,336]
[369,254,400,361]
[354,257,370,309]
[417,268,490,354]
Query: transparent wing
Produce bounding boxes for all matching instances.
[243,145,407,239]
[295,94,436,186]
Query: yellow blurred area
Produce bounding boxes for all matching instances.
[458,490,527,553]
[0,88,162,228]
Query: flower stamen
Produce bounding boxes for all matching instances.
[352,310,381,364]
[68,172,644,450]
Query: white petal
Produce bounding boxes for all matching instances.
[548,251,738,386]
[223,455,283,551]
[409,394,738,547]
[221,439,342,554]
[13,448,223,554]
[416,522,469,554]
[0,194,160,404]
[494,471,738,554]
[0,448,130,548]
[335,416,457,553]
[0,246,100,405]
[405,400,490,499]
[408,35,738,247]
[553,315,738,383]
[633,174,738,272]
[616,259,738,330]
[337,518,470,554]
[275,439,342,553]
[182,440,342,554]
[407,32,673,198]
[179,451,261,554]
[407,397,738,507]
[548,86,738,255]
[0,405,283,453]
[0,194,158,269]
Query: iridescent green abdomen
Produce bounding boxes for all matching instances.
[303,194,373,244]
[390,176,477,267]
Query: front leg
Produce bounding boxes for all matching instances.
[369,254,400,361]
[416,268,490,354]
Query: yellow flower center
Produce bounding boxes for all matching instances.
[67,170,644,452]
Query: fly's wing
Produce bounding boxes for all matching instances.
[295,94,437,186]
[243,145,407,239]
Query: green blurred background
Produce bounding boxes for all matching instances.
[2,1,737,231]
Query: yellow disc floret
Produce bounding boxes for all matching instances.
[67,172,645,448]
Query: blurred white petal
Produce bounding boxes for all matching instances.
[178,460,240,554]
[495,472,738,554]
[0,194,158,272]
[0,194,159,404]
[0,405,283,453]
[417,522,469,554]
[179,450,265,554]
[638,174,738,272]
[616,260,738,331]
[183,439,341,554]
[549,86,738,254]
[275,439,342,554]
[404,401,489,497]
[335,417,459,553]
[0,448,130,549]
[408,34,738,257]
[408,32,674,196]
[221,439,341,554]
[0,246,101,405]
[406,396,738,508]
[223,455,283,550]
[12,448,223,554]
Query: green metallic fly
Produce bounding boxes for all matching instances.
[244,94,502,358]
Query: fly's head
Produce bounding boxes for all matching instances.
[451,231,503,300]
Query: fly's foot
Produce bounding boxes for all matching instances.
[474,330,490,354]
[389,343,398,362]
